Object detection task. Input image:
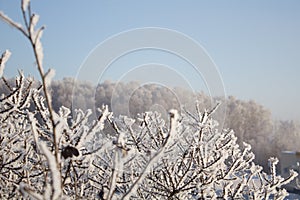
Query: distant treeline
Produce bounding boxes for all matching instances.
[1,77,299,169]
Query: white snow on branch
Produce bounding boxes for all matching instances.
[44,68,55,88]
[0,50,11,78]
[122,109,179,200]
[0,11,27,35]
[28,112,40,153]
[21,0,30,12]
[168,109,179,141]
[40,142,62,200]
[29,14,39,37]
[19,182,43,200]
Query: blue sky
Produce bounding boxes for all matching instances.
[0,0,300,120]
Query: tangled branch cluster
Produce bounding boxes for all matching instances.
[0,1,298,199]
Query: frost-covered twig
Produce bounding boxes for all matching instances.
[19,182,43,200]
[122,109,179,200]
[0,0,60,166]
[0,50,11,78]
[40,143,62,200]
[0,2,297,198]
[0,1,63,197]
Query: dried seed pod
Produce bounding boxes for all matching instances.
[61,145,79,159]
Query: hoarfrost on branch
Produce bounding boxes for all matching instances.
[0,1,298,200]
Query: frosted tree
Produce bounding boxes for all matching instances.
[272,120,300,153]
[224,96,275,168]
[96,104,297,199]
[0,1,109,199]
[1,75,294,169]
[0,1,298,200]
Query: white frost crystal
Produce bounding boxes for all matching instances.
[0,50,11,78]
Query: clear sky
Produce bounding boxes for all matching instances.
[0,0,300,120]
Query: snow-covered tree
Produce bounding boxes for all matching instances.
[0,1,298,199]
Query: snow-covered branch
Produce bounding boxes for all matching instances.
[0,1,298,199]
